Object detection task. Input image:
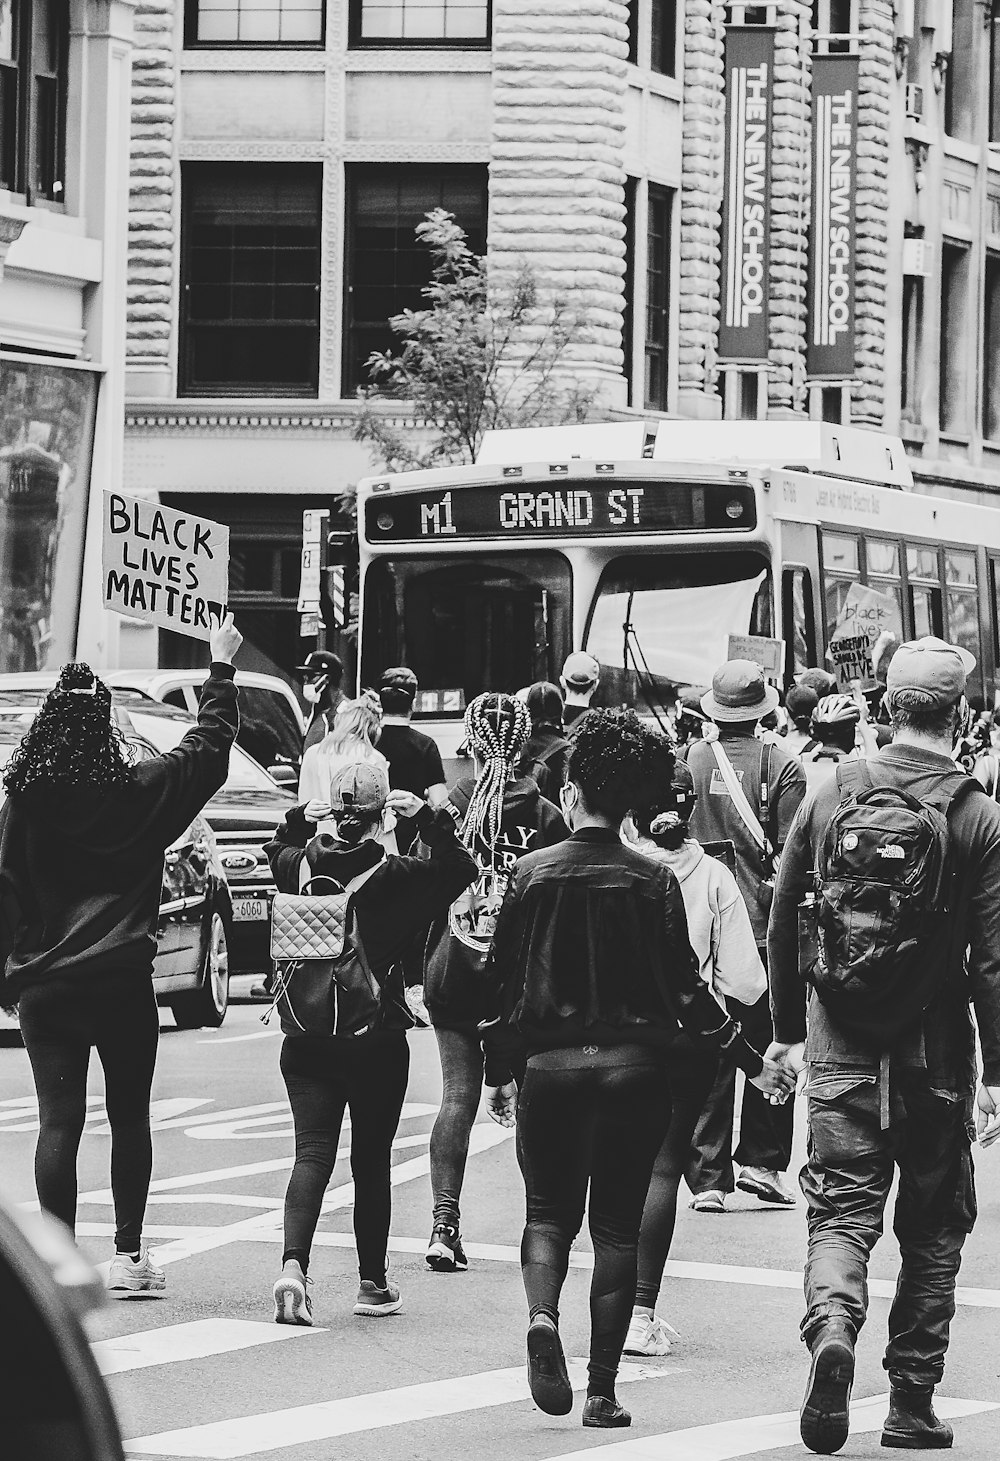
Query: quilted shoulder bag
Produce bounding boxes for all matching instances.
[266,859,384,1037]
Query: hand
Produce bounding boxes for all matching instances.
[484,1082,517,1128]
[749,1057,797,1102]
[303,800,332,823]
[209,611,242,665]
[976,1085,1000,1148]
[385,789,424,819]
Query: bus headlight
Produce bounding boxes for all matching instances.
[726,500,744,520]
[376,513,394,532]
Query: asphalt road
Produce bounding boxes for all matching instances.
[2,998,999,1461]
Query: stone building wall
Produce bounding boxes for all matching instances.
[852,0,894,424]
[677,0,725,409]
[126,0,176,382]
[767,0,811,415]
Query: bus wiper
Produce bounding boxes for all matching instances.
[623,592,673,735]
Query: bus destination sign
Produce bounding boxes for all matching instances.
[366,481,756,543]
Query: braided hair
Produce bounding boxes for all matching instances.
[567,709,674,822]
[460,692,530,867]
[4,662,132,796]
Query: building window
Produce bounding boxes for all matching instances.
[984,253,1000,441]
[343,164,488,394]
[622,178,637,401]
[991,1,1000,142]
[644,184,671,411]
[939,240,970,435]
[0,0,68,202]
[812,0,858,51]
[180,164,321,397]
[185,0,324,44]
[944,0,976,141]
[627,0,638,64]
[651,1,676,74]
[901,271,923,423]
[349,0,490,45]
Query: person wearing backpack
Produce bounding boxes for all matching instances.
[799,694,861,794]
[264,762,476,1325]
[784,685,821,759]
[423,692,569,1273]
[767,637,1000,1455]
[515,682,572,804]
[684,660,806,1212]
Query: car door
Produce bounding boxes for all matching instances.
[164,816,214,981]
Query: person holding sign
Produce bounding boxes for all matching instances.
[0,613,242,1293]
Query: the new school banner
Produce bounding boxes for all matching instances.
[807,54,859,378]
[719,26,775,361]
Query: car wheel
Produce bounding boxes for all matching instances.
[170,912,230,1030]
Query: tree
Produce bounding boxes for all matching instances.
[350,209,597,486]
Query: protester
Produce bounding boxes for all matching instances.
[298,694,387,808]
[623,760,766,1358]
[515,682,572,803]
[376,667,448,853]
[423,692,567,1273]
[768,635,1000,1454]
[482,710,792,1429]
[800,694,861,792]
[265,762,476,1324]
[560,652,601,729]
[784,685,820,758]
[297,650,345,755]
[796,668,838,699]
[685,660,806,1212]
[0,614,242,1292]
[673,686,709,749]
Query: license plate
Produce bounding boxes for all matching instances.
[232,898,268,922]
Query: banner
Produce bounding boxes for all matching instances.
[719,26,775,361]
[103,491,229,642]
[727,633,783,681]
[808,55,859,378]
[829,582,902,692]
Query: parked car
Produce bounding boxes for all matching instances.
[106,668,304,784]
[0,720,233,1031]
[0,676,297,985]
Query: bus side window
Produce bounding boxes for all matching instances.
[782,567,816,679]
[991,559,1000,668]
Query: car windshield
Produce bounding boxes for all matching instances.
[584,550,772,713]
[127,713,283,792]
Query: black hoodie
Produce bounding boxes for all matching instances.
[0,664,239,999]
[264,803,477,1032]
[422,775,569,1029]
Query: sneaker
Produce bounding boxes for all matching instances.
[623,1312,679,1357]
[582,1396,632,1429]
[690,1189,727,1213]
[737,1167,797,1206]
[107,1248,165,1293]
[425,1222,468,1272]
[353,1279,403,1317]
[273,1261,313,1326]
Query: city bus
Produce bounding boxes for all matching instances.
[355,420,1000,759]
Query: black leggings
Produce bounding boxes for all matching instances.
[18,972,160,1252]
[280,1030,409,1284]
[635,1046,720,1309]
[517,1048,672,1395]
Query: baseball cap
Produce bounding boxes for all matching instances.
[701,660,779,723]
[525,681,564,725]
[379,665,418,709]
[785,684,820,722]
[328,761,389,815]
[562,651,601,689]
[884,636,976,709]
[295,649,343,681]
[796,668,838,697]
[676,685,709,720]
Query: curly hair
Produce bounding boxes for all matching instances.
[4,663,132,796]
[461,692,531,867]
[567,709,674,822]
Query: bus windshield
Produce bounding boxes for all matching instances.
[584,550,771,710]
[362,552,572,710]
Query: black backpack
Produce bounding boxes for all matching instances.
[811,761,980,1044]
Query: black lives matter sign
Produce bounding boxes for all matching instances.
[102,491,229,642]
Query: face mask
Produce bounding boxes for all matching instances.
[303,679,325,705]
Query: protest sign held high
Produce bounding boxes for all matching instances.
[102,491,229,642]
[829,581,902,691]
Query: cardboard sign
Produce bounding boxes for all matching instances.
[103,491,229,642]
[829,581,902,691]
[727,633,784,681]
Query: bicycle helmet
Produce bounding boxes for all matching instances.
[811,693,861,729]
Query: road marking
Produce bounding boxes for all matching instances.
[133,1123,514,1269]
[1,1097,213,1136]
[93,1318,320,1376]
[123,1356,676,1457]
[534,1394,998,1461]
[198,1029,281,1044]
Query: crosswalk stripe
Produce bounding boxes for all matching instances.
[94,1318,321,1376]
[123,1356,677,1457]
[533,1394,998,1461]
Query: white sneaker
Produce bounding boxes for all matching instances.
[623,1312,679,1357]
[273,1262,313,1326]
[107,1248,165,1293]
[690,1188,727,1213]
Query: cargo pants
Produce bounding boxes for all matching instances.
[801,1065,977,1389]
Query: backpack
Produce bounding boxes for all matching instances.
[810,761,979,1044]
[266,864,384,1037]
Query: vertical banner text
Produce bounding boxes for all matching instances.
[808,54,859,378]
[719,26,775,361]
